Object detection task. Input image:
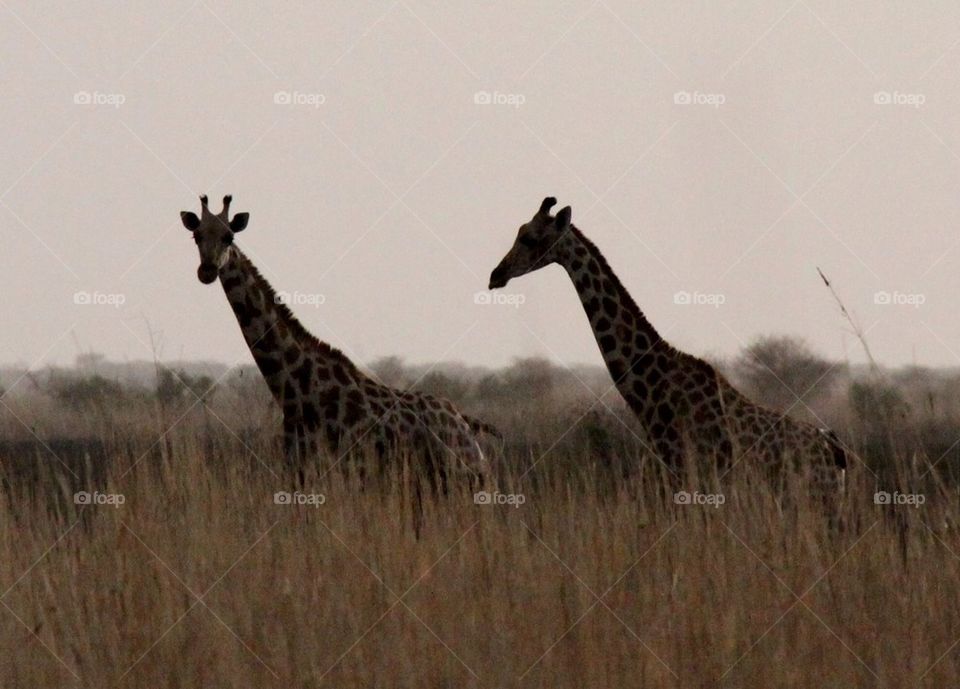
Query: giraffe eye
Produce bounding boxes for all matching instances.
[223,235,233,245]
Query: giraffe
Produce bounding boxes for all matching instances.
[488,197,846,489]
[180,194,499,490]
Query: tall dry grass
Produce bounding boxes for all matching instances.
[3,350,960,687]
[1,380,959,688]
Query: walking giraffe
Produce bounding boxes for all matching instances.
[488,197,846,487]
[180,194,498,489]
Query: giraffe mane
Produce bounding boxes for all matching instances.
[568,226,658,338]
[568,224,727,380]
[234,249,360,374]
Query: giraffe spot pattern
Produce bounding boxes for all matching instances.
[551,225,845,481]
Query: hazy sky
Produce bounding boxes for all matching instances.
[3,1,960,372]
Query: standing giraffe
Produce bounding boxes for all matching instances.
[180,194,498,488]
[488,197,846,485]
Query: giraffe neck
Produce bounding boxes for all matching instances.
[217,246,354,405]
[554,227,669,406]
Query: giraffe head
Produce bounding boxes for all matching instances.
[180,194,249,284]
[488,197,572,289]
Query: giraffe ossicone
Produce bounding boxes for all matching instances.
[180,194,499,485]
[489,196,847,487]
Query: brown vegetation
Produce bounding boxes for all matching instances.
[1,341,959,687]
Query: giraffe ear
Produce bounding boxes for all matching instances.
[181,211,200,231]
[555,205,572,229]
[230,213,249,232]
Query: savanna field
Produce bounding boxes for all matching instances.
[2,342,960,688]
[6,0,960,686]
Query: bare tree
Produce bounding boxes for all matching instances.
[734,335,841,411]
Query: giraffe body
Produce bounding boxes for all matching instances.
[489,197,846,484]
[181,195,496,482]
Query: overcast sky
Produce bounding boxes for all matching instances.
[2,1,960,372]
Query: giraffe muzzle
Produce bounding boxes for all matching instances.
[488,266,509,290]
[197,264,219,284]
